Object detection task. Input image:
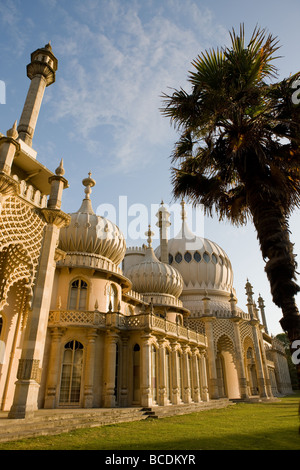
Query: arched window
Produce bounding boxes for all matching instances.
[184,251,192,263]
[59,340,84,405]
[107,283,118,311]
[194,251,201,262]
[175,252,182,264]
[0,315,3,337]
[203,252,210,263]
[68,279,88,310]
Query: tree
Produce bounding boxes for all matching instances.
[161,24,300,387]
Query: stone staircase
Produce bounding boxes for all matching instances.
[0,407,149,443]
[0,399,233,443]
[142,398,233,419]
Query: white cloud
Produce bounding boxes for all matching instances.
[45,0,227,173]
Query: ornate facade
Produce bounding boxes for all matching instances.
[0,44,293,419]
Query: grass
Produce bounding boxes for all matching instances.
[0,393,299,451]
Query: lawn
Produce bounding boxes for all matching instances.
[0,393,299,451]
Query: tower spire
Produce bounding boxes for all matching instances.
[18,43,58,146]
[156,201,171,263]
[78,172,96,214]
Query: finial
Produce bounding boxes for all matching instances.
[145,224,154,247]
[55,158,65,176]
[82,172,96,199]
[6,120,18,139]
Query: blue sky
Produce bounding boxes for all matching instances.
[0,0,300,335]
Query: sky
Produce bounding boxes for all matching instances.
[0,0,300,336]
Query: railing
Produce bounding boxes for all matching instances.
[48,310,207,346]
[12,175,48,208]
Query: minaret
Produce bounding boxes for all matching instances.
[258,294,269,334]
[156,201,170,264]
[245,279,255,319]
[18,42,58,146]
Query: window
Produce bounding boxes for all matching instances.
[107,283,118,311]
[68,279,88,310]
[184,251,192,263]
[175,252,182,264]
[0,315,2,337]
[194,251,201,262]
[203,252,210,263]
[212,254,218,264]
[169,254,173,264]
[59,340,83,404]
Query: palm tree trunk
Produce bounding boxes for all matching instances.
[246,182,300,388]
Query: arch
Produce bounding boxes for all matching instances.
[59,340,84,405]
[0,243,33,311]
[245,345,259,396]
[68,278,88,310]
[216,335,239,399]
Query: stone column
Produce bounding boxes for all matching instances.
[44,327,64,409]
[202,316,219,399]
[0,123,20,213]
[83,328,98,408]
[140,333,152,407]
[8,205,70,418]
[191,348,201,403]
[103,331,119,408]
[250,320,268,398]
[182,346,191,403]
[231,317,249,400]
[158,338,167,406]
[119,336,129,406]
[199,351,209,401]
[0,122,20,175]
[18,43,58,146]
[170,341,180,405]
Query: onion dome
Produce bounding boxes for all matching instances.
[125,226,183,298]
[155,200,233,294]
[59,173,126,265]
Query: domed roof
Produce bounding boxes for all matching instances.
[59,173,126,266]
[125,226,183,298]
[155,201,233,294]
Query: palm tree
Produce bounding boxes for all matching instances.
[161,25,300,386]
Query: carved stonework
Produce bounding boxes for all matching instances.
[0,172,19,197]
[40,208,71,228]
[17,358,41,383]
